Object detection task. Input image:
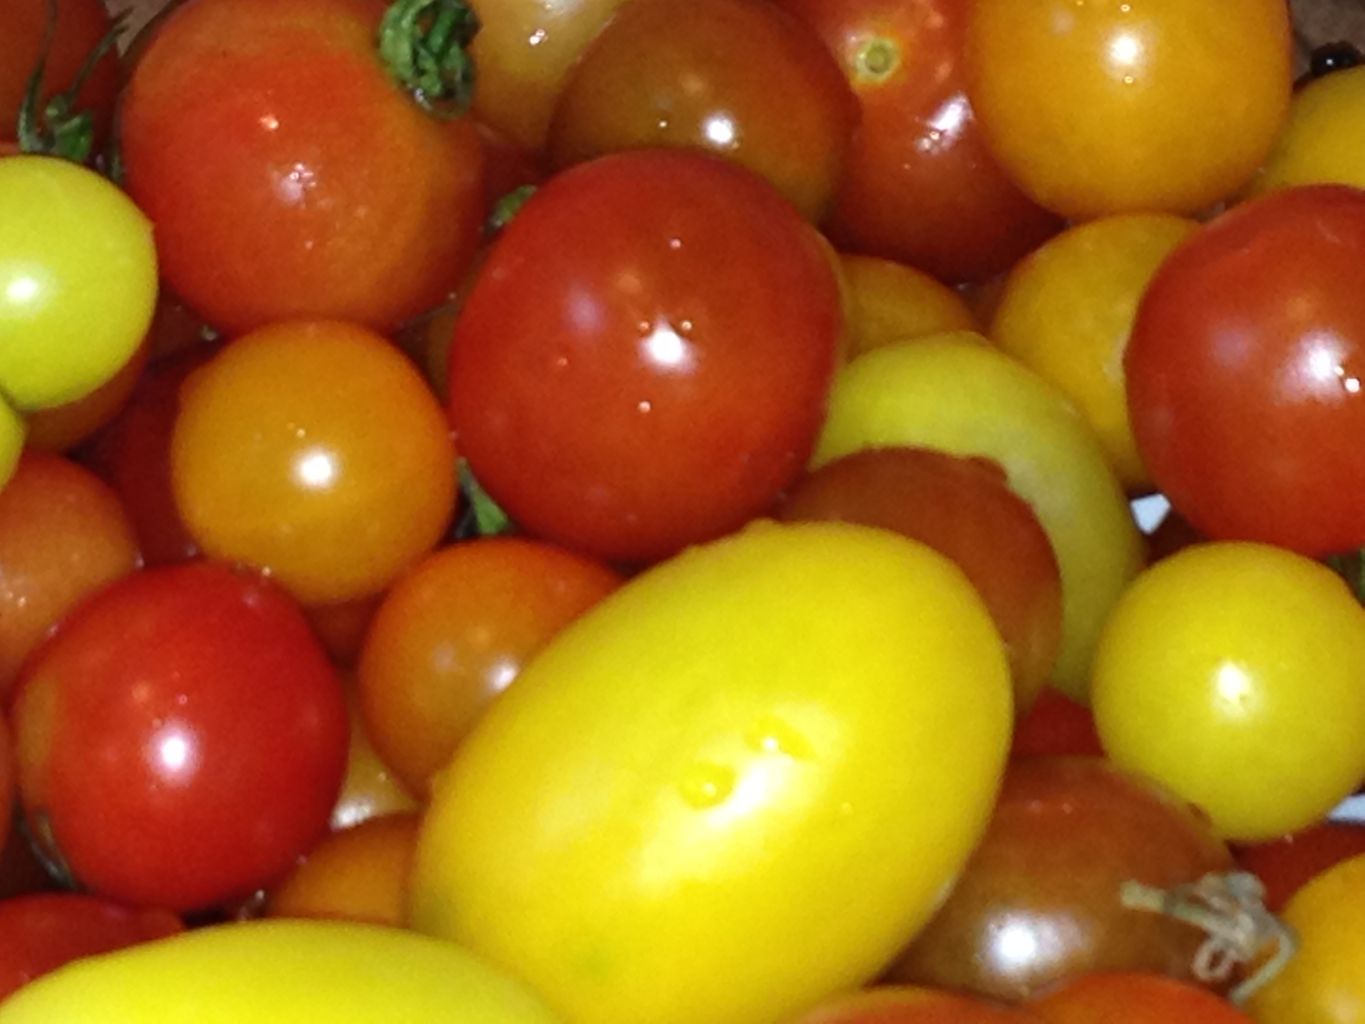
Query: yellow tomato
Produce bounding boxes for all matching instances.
[1248,65,1365,195]
[410,520,1013,1024]
[965,0,1292,219]
[839,254,979,358]
[1091,543,1365,842]
[0,156,157,411]
[813,335,1143,698]
[1249,853,1365,1024]
[990,213,1199,492]
[0,399,22,491]
[0,919,561,1023]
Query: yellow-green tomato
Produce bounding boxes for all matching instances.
[813,335,1143,699]
[1091,542,1365,843]
[409,520,1013,1024]
[0,157,157,411]
[1248,65,1365,195]
[0,919,562,1024]
[0,397,23,491]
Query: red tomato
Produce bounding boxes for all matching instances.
[793,986,1039,1023]
[1029,972,1253,1024]
[11,562,349,912]
[0,893,182,1000]
[119,0,486,335]
[1126,185,1365,557]
[1009,688,1103,760]
[448,150,842,563]
[1234,821,1365,912]
[777,0,1061,282]
[0,714,12,856]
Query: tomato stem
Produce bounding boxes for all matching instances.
[485,184,537,237]
[16,0,125,164]
[457,460,513,538]
[1120,872,1297,1004]
[378,0,480,119]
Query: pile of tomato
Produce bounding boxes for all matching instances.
[1,0,1364,1020]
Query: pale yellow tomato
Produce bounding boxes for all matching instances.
[1248,65,1365,195]
[0,919,561,1023]
[840,253,980,359]
[813,334,1143,698]
[0,399,22,491]
[991,213,1198,492]
[1249,853,1365,1024]
[410,520,1013,1024]
[0,157,157,411]
[1091,543,1365,842]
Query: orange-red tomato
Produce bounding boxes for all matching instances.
[1010,688,1103,760]
[792,986,1040,1023]
[1029,972,1253,1023]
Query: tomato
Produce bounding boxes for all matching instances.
[448,150,842,564]
[1247,852,1365,1024]
[0,156,157,411]
[358,538,623,796]
[1126,185,1365,557]
[1029,972,1253,1023]
[11,562,349,911]
[0,919,561,1023]
[24,338,151,454]
[267,813,419,928]
[171,320,458,606]
[1235,822,1365,911]
[778,0,1061,283]
[119,0,486,336]
[1249,65,1365,194]
[813,335,1143,699]
[303,595,382,669]
[839,255,979,358]
[410,521,1012,1024]
[546,0,856,221]
[965,0,1292,219]
[0,715,12,856]
[0,452,140,700]
[990,214,1199,493]
[0,894,182,1001]
[1091,543,1365,842]
[792,986,1039,1023]
[889,757,1233,1001]
[0,0,120,149]
[329,682,419,831]
[776,447,1061,713]
[1010,688,1103,760]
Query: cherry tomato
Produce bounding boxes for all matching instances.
[119,0,486,335]
[0,893,182,1001]
[1029,972,1253,1024]
[776,447,1061,713]
[1010,688,1103,760]
[304,596,382,669]
[329,682,419,831]
[12,562,349,911]
[838,255,978,358]
[792,986,1040,1023]
[1126,185,1365,557]
[0,715,12,856]
[448,150,842,564]
[24,338,151,454]
[358,537,623,796]
[0,452,140,700]
[778,0,1061,283]
[1234,822,1365,911]
[1249,65,1365,194]
[172,320,458,605]
[889,757,1234,1002]
[965,0,1292,219]
[547,0,856,221]
[1092,543,1365,842]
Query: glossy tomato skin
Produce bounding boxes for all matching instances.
[888,757,1233,1002]
[1126,186,1365,556]
[448,150,842,564]
[119,0,486,336]
[12,562,349,912]
[793,985,1039,1023]
[1028,972,1253,1024]
[0,894,182,1001]
[778,0,1061,283]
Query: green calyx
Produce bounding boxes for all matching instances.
[379,0,480,119]
[16,0,125,164]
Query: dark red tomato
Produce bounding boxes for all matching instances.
[11,562,349,912]
[546,0,856,221]
[119,0,486,336]
[775,447,1061,714]
[448,150,842,564]
[1029,972,1254,1024]
[776,0,1060,282]
[1127,185,1365,557]
[0,0,119,149]
[793,986,1039,1023]
[0,714,12,856]
[1010,688,1103,760]
[1234,821,1365,911]
[888,757,1234,1002]
[0,893,182,1000]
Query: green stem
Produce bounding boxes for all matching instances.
[378,0,480,119]
[485,184,536,237]
[456,460,513,538]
